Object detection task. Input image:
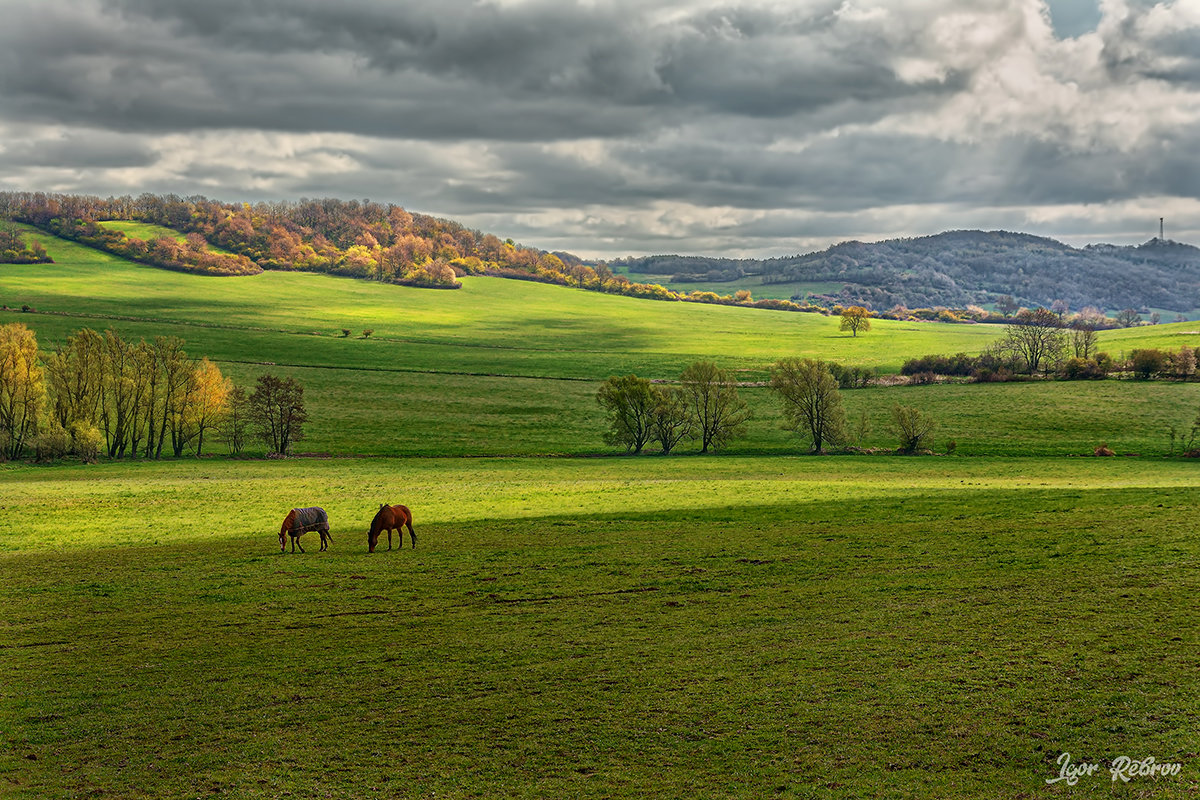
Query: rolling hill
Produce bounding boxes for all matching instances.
[5,223,1200,458]
[618,230,1200,313]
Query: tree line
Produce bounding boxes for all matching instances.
[0,323,308,461]
[0,223,51,264]
[597,359,935,456]
[901,307,1200,382]
[0,192,839,314]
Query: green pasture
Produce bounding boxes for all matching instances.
[4,226,1200,797]
[609,267,841,302]
[96,220,236,255]
[4,226,1004,377]
[4,456,1200,798]
[5,227,1200,458]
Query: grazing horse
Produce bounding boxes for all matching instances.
[368,503,415,552]
[279,507,331,553]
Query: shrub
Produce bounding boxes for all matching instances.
[69,422,103,463]
[826,362,875,389]
[1060,357,1107,380]
[361,329,374,338]
[908,371,937,386]
[1128,348,1168,379]
[31,424,72,462]
[891,404,936,454]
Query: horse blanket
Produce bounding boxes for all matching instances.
[290,507,330,535]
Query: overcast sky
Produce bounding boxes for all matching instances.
[1,0,1197,259]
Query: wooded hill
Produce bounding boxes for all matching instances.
[0,192,838,313]
[0,192,584,287]
[617,230,1200,312]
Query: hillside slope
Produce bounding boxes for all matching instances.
[619,231,1200,312]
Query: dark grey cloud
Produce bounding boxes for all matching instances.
[0,0,1198,258]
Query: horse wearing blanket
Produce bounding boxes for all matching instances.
[280,507,331,553]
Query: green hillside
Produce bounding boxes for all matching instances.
[6,224,1200,799]
[97,219,236,255]
[5,226,1200,457]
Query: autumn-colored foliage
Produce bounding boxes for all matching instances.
[0,191,833,313]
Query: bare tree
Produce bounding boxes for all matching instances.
[891,405,937,454]
[1116,308,1142,328]
[1001,308,1066,374]
[221,385,251,455]
[651,385,691,455]
[1069,308,1105,360]
[770,358,846,453]
[680,361,748,453]
[249,374,308,455]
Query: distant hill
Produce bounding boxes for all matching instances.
[616,231,1200,312]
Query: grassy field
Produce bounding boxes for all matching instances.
[4,226,1200,458]
[96,220,236,254]
[4,227,1200,797]
[608,265,841,302]
[4,456,1200,798]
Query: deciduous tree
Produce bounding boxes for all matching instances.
[249,374,308,455]
[891,404,936,454]
[839,306,872,337]
[221,385,250,455]
[770,358,846,453]
[651,385,690,455]
[596,374,656,454]
[1000,308,1066,374]
[188,358,231,457]
[1116,308,1142,328]
[0,323,45,459]
[680,361,748,453]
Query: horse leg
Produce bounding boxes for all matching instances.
[407,521,416,549]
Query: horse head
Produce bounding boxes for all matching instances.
[279,510,293,552]
[367,504,385,553]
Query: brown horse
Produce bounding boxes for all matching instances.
[279,507,331,553]
[368,503,415,552]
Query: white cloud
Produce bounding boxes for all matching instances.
[0,0,1198,258]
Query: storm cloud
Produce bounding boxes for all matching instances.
[0,0,1197,257]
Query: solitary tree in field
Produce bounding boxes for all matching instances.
[770,358,846,453]
[596,374,656,454]
[249,374,308,455]
[680,361,748,453]
[839,306,872,337]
